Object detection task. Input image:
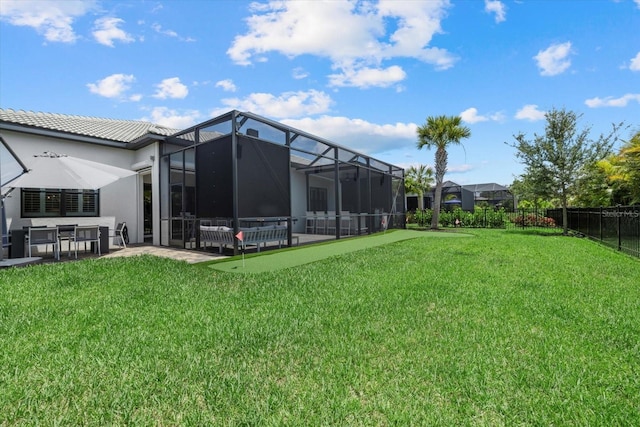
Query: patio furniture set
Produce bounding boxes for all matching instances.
[10,222,127,261]
[305,211,371,236]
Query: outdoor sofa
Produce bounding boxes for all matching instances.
[199,224,290,253]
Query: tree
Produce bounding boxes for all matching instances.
[417,115,471,229]
[572,157,616,207]
[509,176,556,209]
[510,108,619,235]
[404,164,434,211]
[618,130,640,204]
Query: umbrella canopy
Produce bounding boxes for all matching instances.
[1,136,27,189]
[7,152,136,190]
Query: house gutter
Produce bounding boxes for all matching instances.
[0,123,129,149]
[0,122,169,150]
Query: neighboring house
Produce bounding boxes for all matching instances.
[462,183,513,208]
[1,109,405,254]
[406,181,512,211]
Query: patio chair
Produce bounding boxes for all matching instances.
[340,211,351,236]
[326,211,336,235]
[315,212,327,235]
[70,225,101,258]
[112,222,128,248]
[305,211,316,234]
[28,226,59,260]
[57,224,77,257]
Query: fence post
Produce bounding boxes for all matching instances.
[521,208,525,229]
[617,205,622,252]
[599,206,603,243]
[484,208,487,228]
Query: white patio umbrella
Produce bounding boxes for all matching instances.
[7,151,136,190]
[2,151,136,264]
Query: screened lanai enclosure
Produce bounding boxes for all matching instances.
[160,110,405,254]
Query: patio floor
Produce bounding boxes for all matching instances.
[1,232,417,267]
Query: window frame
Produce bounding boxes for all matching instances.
[20,188,100,218]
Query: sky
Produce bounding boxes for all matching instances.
[1,0,639,186]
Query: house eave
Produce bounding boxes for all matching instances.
[126,134,165,149]
[0,122,130,149]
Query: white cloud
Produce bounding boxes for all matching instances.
[534,42,573,76]
[227,1,456,88]
[143,107,200,129]
[484,0,506,23]
[0,0,95,43]
[328,65,407,88]
[151,22,195,42]
[461,108,488,124]
[214,90,333,119]
[151,23,177,37]
[636,0,640,9]
[215,79,237,92]
[630,52,640,71]
[292,67,309,80]
[460,107,505,124]
[87,73,135,99]
[153,77,189,99]
[515,104,546,121]
[281,115,418,154]
[585,93,640,108]
[447,164,474,173]
[92,17,134,47]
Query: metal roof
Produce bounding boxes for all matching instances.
[462,183,509,192]
[0,109,179,144]
[438,181,509,192]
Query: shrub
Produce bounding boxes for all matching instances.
[408,207,509,228]
[513,214,556,227]
[407,209,432,227]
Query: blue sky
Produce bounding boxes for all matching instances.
[1,0,638,186]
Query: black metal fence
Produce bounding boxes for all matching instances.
[503,208,558,230]
[408,207,561,230]
[408,206,640,258]
[547,206,640,258]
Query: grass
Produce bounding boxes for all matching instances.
[1,229,639,425]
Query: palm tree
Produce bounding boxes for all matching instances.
[405,164,434,211]
[417,115,471,229]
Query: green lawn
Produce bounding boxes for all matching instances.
[1,229,639,425]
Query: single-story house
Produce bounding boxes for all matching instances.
[1,109,405,256]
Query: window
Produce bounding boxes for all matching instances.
[21,189,99,217]
[309,186,327,212]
